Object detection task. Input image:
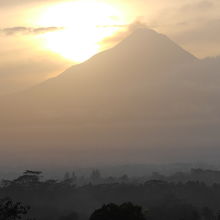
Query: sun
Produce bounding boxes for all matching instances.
[35,0,127,63]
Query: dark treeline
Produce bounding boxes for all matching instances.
[61,168,220,186]
[1,170,220,220]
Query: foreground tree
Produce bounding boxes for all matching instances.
[0,197,31,220]
[59,212,78,220]
[90,202,147,220]
[201,207,215,220]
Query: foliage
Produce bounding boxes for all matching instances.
[1,169,220,220]
[90,202,147,220]
[0,197,30,220]
[59,212,78,220]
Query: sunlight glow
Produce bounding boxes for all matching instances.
[35,0,127,62]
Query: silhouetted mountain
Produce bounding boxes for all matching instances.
[32,28,196,99]
[0,28,219,166]
[2,28,196,116]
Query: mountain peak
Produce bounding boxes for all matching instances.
[115,28,193,55]
[116,28,167,46]
[101,27,197,67]
[128,27,162,38]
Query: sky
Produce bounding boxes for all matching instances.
[0,0,220,94]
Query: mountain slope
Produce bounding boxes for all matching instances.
[1,28,220,166]
[16,28,197,108]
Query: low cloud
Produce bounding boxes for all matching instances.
[0,0,61,7]
[101,20,149,45]
[0,26,64,36]
[96,24,128,28]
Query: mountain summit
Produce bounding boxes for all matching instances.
[109,28,196,64]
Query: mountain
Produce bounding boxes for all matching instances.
[34,28,196,95]
[4,28,196,113]
[1,28,220,167]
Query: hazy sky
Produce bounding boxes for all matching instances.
[1,0,220,168]
[0,0,220,94]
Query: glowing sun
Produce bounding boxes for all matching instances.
[36,0,126,62]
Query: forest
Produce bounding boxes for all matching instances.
[1,169,220,220]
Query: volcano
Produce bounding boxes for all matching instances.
[1,28,220,166]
